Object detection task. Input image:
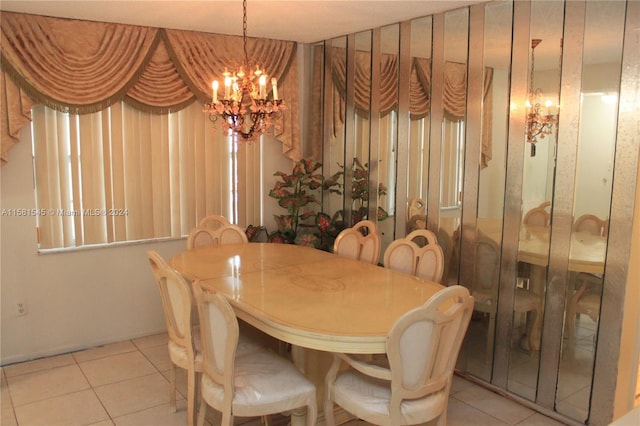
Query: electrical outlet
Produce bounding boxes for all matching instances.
[17,302,27,316]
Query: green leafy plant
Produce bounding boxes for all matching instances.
[267,158,327,247]
[349,158,390,224]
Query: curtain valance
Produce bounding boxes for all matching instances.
[330,48,494,167]
[0,12,299,163]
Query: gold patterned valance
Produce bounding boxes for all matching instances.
[330,48,494,167]
[0,12,299,163]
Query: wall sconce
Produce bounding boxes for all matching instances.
[526,39,559,157]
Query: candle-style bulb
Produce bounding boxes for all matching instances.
[212,80,219,103]
[271,78,278,100]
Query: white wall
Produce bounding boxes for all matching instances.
[0,130,186,364]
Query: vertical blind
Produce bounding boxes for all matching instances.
[32,101,258,249]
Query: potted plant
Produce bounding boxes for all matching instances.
[268,159,340,248]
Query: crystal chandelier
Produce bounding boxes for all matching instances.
[204,0,285,142]
[526,39,559,156]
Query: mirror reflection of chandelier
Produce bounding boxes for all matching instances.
[526,39,559,156]
[204,0,285,142]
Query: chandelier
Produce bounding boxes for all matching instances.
[204,0,285,142]
[526,39,559,156]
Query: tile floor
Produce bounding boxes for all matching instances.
[1,332,569,426]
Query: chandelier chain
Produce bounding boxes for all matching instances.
[242,0,249,65]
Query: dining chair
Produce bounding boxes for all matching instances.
[187,227,217,249]
[406,198,426,233]
[333,220,381,265]
[520,201,551,287]
[187,224,248,249]
[523,201,551,227]
[472,232,542,356]
[192,282,317,426]
[564,272,602,358]
[147,250,203,426]
[198,214,231,230]
[436,227,455,285]
[383,234,444,283]
[324,285,474,426]
[573,214,608,237]
[407,228,439,246]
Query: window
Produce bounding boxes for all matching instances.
[31,101,261,250]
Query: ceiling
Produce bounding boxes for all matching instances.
[0,0,486,44]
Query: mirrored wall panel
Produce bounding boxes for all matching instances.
[464,0,513,382]
[555,0,625,421]
[508,0,565,402]
[438,7,469,286]
[406,17,432,235]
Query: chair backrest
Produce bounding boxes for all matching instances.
[407,229,439,247]
[198,214,231,231]
[384,235,444,283]
[193,281,237,398]
[407,197,426,221]
[385,285,473,424]
[333,220,381,264]
[147,251,195,358]
[187,224,248,249]
[147,249,169,282]
[523,201,551,227]
[436,227,454,284]
[217,224,249,245]
[573,214,608,237]
[187,227,217,249]
[473,231,500,298]
[415,244,445,283]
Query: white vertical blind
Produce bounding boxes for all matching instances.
[32,101,257,249]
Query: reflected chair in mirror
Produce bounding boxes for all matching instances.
[324,285,474,426]
[436,227,455,285]
[406,229,439,247]
[523,201,551,228]
[187,224,248,250]
[573,214,608,237]
[564,272,602,358]
[147,250,203,426]
[406,197,427,232]
[198,214,231,230]
[333,220,381,265]
[383,235,444,283]
[519,201,552,287]
[407,197,426,220]
[472,232,542,357]
[193,282,317,426]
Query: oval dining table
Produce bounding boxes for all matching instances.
[170,242,446,425]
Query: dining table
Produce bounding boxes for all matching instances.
[170,242,446,425]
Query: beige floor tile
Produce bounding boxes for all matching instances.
[6,364,90,406]
[94,372,174,418]
[1,406,17,426]
[132,332,168,350]
[450,374,480,394]
[516,412,568,426]
[452,384,535,425]
[112,400,187,426]
[3,353,76,378]
[13,389,109,426]
[139,343,172,372]
[88,421,115,426]
[445,397,510,426]
[79,351,158,387]
[73,340,138,363]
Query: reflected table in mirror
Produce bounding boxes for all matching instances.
[170,242,446,425]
